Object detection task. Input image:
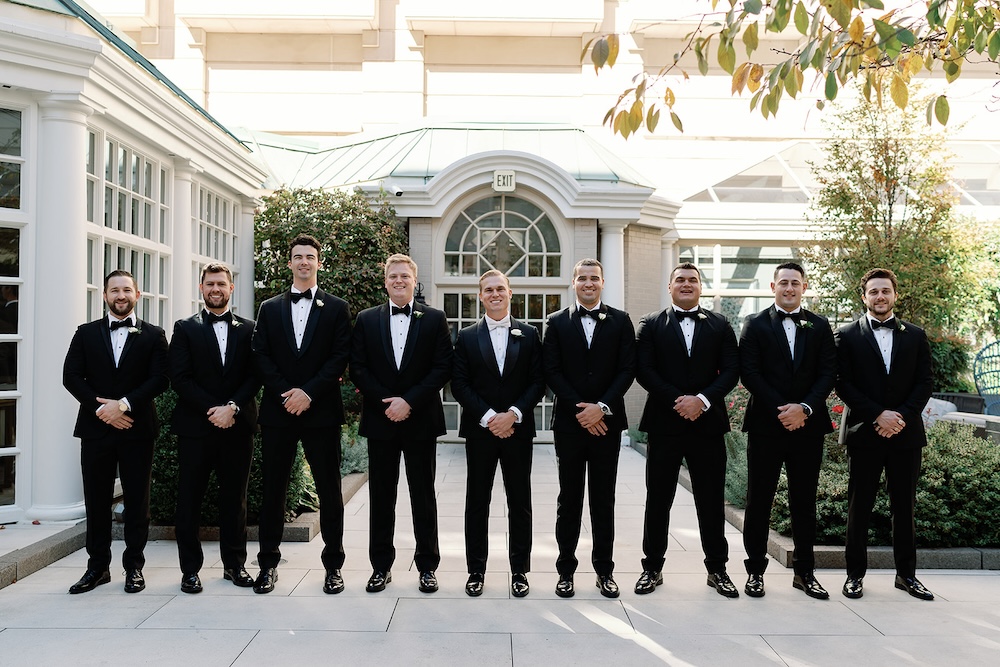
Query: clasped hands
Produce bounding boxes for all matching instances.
[874,410,906,438]
[486,410,517,439]
[281,388,312,415]
[777,403,808,431]
[96,397,133,430]
[576,402,608,436]
[383,396,411,422]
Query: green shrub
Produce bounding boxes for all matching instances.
[927,334,974,392]
[340,420,368,477]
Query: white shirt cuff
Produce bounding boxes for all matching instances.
[480,408,497,428]
[696,394,710,411]
[509,406,523,423]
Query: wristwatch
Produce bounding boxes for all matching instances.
[799,402,813,417]
[118,400,129,413]
[227,401,240,415]
[597,402,613,416]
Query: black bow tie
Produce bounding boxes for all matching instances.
[205,311,229,325]
[871,317,898,330]
[290,290,312,303]
[392,304,411,316]
[778,311,801,323]
[675,310,700,320]
[109,319,132,330]
[579,308,600,319]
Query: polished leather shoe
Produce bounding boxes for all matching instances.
[511,573,529,598]
[596,574,620,598]
[895,575,934,601]
[124,569,145,594]
[634,570,663,595]
[323,569,345,594]
[418,570,439,593]
[555,575,575,598]
[223,567,255,587]
[465,572,485,597]
[792,572,829,600]
[68,569,111,594]
[180,573,203,594]
[707,571,740,598]
[253,568,278,594]
[745,574,765,598]
[842,577,864,599]
[366,570,391,593]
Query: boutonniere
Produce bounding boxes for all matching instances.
[597,312,607,321]
[510,328,524,338]
[414,310,424,319]
[231,317,242,328]
[898,322,906,332]
[797,320,813,329]
[127,326,140,334]
[315,299,324,308]
[697,312,708,320]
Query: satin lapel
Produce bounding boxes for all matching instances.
[222,315,244,373]
[297,290,324,356]
[504,318,523,378]
[119,319,140,365]
[398,304,424,371]
[769,307,794,369]
[200,312,225,372]
[666,310,686,352]
[690,311,706,355]
[860,317,883,364]
[792,313,806,373]
[281,292,296,352]
[589,304,609,348]
[477,319,501,377]
[378,304,394,369]
[571,304,587,345]
[100,320,115,365]
[889,324,906,374]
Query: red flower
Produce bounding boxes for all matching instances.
[831,404,845,414]
[831,421,838,430]
[728,402,735,408]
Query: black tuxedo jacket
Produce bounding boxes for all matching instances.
[543,303,636,434]
[636,308,739,437]
[349,302,453,440]
[740,306,837,437]
[252,289,351,429]
[835,316,932,450]
[169,310,260,438]
[451,317,545,440]
[63,317,169,440]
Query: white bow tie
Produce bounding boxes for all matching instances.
[487,317,511,331]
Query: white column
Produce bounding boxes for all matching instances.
[27,96,93,520]
[237,196,257,316]
[170,159,199,323]
[661,230,680,309]
[597,220,628,310]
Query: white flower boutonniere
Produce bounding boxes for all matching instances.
[898,322,906,332]
[231,317,242,328]
[797,320,813,329]
[697,312,708,320]
[127,326,140,334]
[597,312,607,321]
[315,299,324,308]
[510,328,524,338]
[414,310,424,319]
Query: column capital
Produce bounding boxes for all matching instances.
[172,157,204,177]
[597,219,630,233]
[36,93,101,120]
[661,230,680,246]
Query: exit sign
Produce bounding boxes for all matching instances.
[493,170,516,192]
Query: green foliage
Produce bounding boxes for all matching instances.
[253,187,408,313]
[928,335,975,392]
[340,420,369,477]
[585,1,1000,136]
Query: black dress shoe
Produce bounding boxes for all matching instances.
[555,575,575,598]
[324,569,345,594]
[68,569,111,594]
[745,574,765,598]
[511,573,529,598]
[253,568,278,594]
[707,571,740,598]
[842,577,864,599]
[465,572,485,597]
[634,570,663,595]
[792,572,829,600]
[366,570,391,593]
[895,575,934,601]
[596,574,620,598]
[124,569,145,594]
[418,570,439,593]
[223,567,255,587]
[181,573,203,594]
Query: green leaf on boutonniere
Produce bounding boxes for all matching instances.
[414,311,424,319]
[797,320,813,329]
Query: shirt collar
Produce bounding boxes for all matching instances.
[107,313,135,328]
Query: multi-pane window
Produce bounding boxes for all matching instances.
[0,108,22,210]
[99,137,166,241]
[0,228,19,508]
[197,187,237,263]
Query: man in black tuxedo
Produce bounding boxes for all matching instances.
[543,258,635,598]
[836,268,934,601]
[634,263,740,598]
[251,235,352,594]
[350,254,452,594]
[169,263,260,594]
[63,270,168,594]
[451,270,544,597]
[740,262,836,600]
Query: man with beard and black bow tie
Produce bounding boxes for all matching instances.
[740,262,836,600]
[251,235,352,595]
[63,270,168,594]
[350,254,452,595]
[169,263,260,594]
[452,270,544,598]
[836,268,935,602]
[633,263,741,598]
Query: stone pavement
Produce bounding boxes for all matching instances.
[1,442,999,666]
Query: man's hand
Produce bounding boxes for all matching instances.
[777,403,807,431]
[875,410,905,438]
[207,405,236,429]
[674,395,705,421]
[96,398,133,430]
[383,396,412,422]
[575,402,605,429]
[281,388,312,416]
[585,420,609,436]
[487,410,517,438]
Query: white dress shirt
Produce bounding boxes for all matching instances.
[673,307,711,411]
[208,309,230,364]
[108,313,135,367]
[389,299,414,369]
[869,315,895,373]
[777,305,801,360]
[577,301,601,348]
[290,287,314,349]
[478,313,523,428]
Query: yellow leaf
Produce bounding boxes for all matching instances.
[606,34,620,68]
[849,16,865,44]
[935,95,950,125]
[732,62,751,95]
[908,53,923,76]
[647,106,660,133]
[670,111,684,133]
[664,88,676,108]
[889,73,908,109]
